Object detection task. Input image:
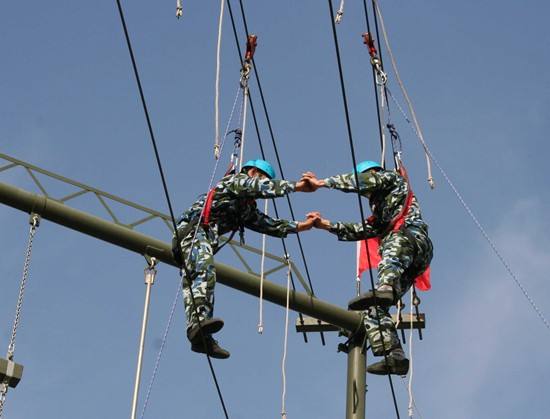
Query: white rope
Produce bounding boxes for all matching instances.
[389,85,550,332]
[373,0,435,188]
[379,84,387,168]
[335,0,344,24]
[257,200,269,334]
[238,86,249,171]
[399,377,424,419]
[407,290,414,418]
[281,256,292,419]
[214,0,225,159]
[374,4,548,331]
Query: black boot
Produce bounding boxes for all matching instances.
[191,335,231,359]
[367,354,409,376]
[187,317,225,343]
[348,289,395,310]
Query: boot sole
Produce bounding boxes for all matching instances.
[187,318,224,343]
[348,294,395,310]
[191,342,230,359]
[367,359,409,376]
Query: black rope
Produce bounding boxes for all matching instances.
[114,1,230,417]
[363,0,399,167]
[326,0,400,416]
[233,0,325,344]
[225,0,309,343]
[361,0,388,169]
[226,0,325,344]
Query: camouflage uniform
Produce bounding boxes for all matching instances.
[324,170,433,356]
[175,172,299,332]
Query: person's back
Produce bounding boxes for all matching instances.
[173,159,316,358]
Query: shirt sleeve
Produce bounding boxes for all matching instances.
[328,221,378,241]
[323,171,388,195]
[244,207,298,238]
[225,173,296,199]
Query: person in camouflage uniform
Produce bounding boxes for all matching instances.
[302,160,432,375]
[174,159,315,359]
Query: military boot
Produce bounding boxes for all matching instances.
[367,351,409,376]
[191,335,231,359]
[187,317,225,343]
[348,286,395,310]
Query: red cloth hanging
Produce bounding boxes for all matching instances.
[356,163,431,291]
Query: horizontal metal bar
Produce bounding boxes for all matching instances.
[295,313,425,333]
[0,181,363,334]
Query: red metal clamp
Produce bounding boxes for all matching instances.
[245,34,258,61]
[362,32,377,58]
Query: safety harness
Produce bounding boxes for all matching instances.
[361,163,431,290]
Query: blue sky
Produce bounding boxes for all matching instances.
[1,1,550,418]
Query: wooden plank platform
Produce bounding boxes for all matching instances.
[295,313,425,333]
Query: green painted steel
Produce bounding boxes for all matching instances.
[346,338,366,419]
[0,181,362,333]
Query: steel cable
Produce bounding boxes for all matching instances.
[326,0,401,416]
[114,1,230,417]
[225,0,318,343]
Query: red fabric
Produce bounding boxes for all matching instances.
[357,239,381,276]
[357,241,431,291]
[414,266,431,291]
[202,188,216,225]
[356,162,431,291]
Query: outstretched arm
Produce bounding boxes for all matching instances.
[302,170,390,196]
[245,207,316,238]
[224,173,315,200]
[307,212,378,241]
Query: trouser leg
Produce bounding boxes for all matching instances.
[180,228,216,331]
[364,305,403,356]
[377,231,416,294]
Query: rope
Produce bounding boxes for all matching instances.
[361,0,387,169]
[226,0,318,344]
[114,2,231,417]
[238,81,249,171]
[372,0,435,188]
[335,0,345,24]
[0,214,40,418]
[422,136,550,330]
[258,199,269,334]
[280,256,292,419]
[139,86,242,419]
[233,0,323,321]
[407,290,414,418]
[326,1,400,416]
[214,0,226,159]
[385,83,550,332]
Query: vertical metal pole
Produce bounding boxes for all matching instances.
[346,336,366,419]
[130,259,157,419]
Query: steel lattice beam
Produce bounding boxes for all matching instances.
[0,181,362,333]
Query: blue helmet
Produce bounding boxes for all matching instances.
[242,159,276,179]
[356,160,382,174]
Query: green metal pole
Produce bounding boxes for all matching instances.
[0,181,362,333]
[346,336,366,419]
